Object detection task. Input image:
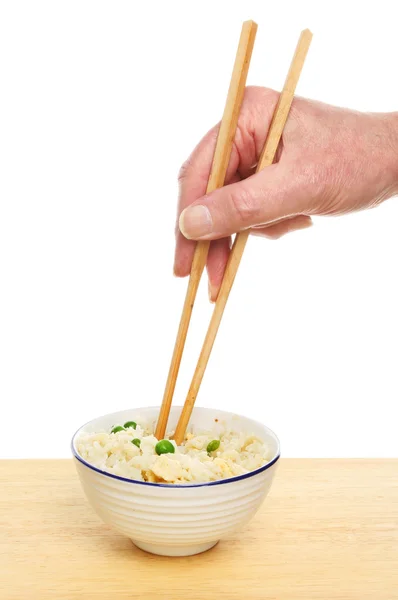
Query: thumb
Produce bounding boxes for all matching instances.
[179,164,309,240]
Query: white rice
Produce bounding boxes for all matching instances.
[76,417,272,484]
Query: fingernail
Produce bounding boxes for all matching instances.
[179,205,213,239]
[208,281,217,303]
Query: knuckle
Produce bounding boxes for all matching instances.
[178,123,220,185]
[227,186,257,226]
[178,157,193,184]
[301,160,340,214]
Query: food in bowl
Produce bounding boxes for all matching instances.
[72,407,280,557]
[76,416,272,484]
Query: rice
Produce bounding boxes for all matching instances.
[76,417,272,484]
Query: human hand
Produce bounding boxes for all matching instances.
[174,87,398,300]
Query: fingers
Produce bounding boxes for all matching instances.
[173,124,240,277]
[204,216,312,302]
[206,237,231,302]
[179,163,309,240]
[177,125,240,214]
[173,232,195,277]
[174,172,240,277]
[174,87,282,277]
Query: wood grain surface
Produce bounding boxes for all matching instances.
[0,459,397,599]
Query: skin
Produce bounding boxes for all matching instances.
[174,87,398,301]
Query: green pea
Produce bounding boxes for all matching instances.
[207,439,220,454]
[124,421,137,430]
[131,438,141,448]
[155,440,175,455]
[111,425,125,434]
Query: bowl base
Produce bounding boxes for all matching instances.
[132,539,219,557]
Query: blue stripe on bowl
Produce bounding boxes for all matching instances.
[71,443,280,488]
[71,408,281,488]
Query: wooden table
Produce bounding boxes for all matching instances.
[1,459,397,599]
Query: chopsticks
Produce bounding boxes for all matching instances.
[172,28,313,445]
[155,20,258,440]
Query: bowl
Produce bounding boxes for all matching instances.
[71,406,280,557]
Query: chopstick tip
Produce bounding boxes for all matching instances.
[242,19,258,31]
[301,28,313,39]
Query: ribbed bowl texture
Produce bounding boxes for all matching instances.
[72,406,280,556]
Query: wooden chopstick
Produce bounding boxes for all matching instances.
[155,20,258,440]
[173,29,313,445]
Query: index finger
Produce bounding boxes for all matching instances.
[173,124,240,277]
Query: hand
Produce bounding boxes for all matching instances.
[174,87,398,300]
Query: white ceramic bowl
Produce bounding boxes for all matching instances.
[71,406,280,557]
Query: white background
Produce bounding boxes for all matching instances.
[1,0,397,458]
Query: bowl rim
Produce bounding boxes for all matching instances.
[71,406,281,489]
